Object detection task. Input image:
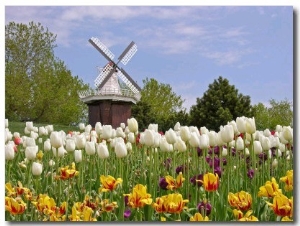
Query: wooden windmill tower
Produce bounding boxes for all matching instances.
[79,37,141,128]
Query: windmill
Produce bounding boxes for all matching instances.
[79,37,141,128]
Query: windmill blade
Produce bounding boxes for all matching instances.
[118,41,138,65]
[118,68,141,94]
[94,63,114,88]
[89,37,115,62]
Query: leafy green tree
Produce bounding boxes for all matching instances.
[5,21,89,125]
[253,98,293,130]
[189,76,252,131]
[132,77,185,132]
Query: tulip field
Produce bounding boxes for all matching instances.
[5,117,293,221]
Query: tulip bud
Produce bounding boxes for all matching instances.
[74,149,82,162]
[65,139,76,152]
[236,136,244,151]
[97,142,109,159]
[208,131,217,147]
[95,122,102,135]
[115,141,127,158]
[199,134,209,149]
[26,121,34,131]
[32,162,43,176]
[174,137,187,152]
[44,139,52,152]
[127,118,138,133]
[180,126,191,142]
[236,116,246,134]
[144,129,155,147]
[25,145,38,160]
[79,123,85,131]
[261,136,271,151]
[253,141,262,154]
[101,125,113,140]
[50,131,63,148]
[165,128,177,144]
[85,141,96,155]
[5,143,15,160]
[75,134,86,149]
[174,122,181,131]
[128,132,135,144]
[189,132,200,148]
[220,125,234,143]
[282,126,293,142]
[245,117,256,134]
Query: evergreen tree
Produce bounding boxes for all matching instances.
[189,76,252,131]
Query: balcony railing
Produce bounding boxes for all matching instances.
[78,88,141,101]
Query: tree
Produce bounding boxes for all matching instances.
[189,76,252,131]
[5,21,89,125]
[131,77,185,132]
[252,98,293,130]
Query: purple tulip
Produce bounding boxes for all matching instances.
[159,177,168,190]
[124,209,131,218]
[247,169,255,179]
[190,173,204,187]
[197,200,212,216]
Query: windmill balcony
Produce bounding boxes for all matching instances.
[78,88,141,104]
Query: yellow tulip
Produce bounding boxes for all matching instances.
[163,193,189,214]
[165,172,185,190]
[201,172,219,192]
[280,170,293,192]
[57,162,79,180]
[257,177,282,197]
[99,175,122,192]
[190,212,210,221]
[228,191,252,211]
[266,194,293,217]
[5,196,26,215]
[124,184,152,208]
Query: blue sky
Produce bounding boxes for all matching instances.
[4,5,294,111]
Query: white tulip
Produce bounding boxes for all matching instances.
[95,122,102,135]
[282,126,293,142]
[269,135,280,148]
[199,134,209,149]
[275,125,283,133]
[85,124,92,133]
[13,132,20,138]
[49,159,55,166]
[236,116,246,134]
[85,141,96,155]
[263,129,271,137]
[160,137,173,152]
[165,128,177,144]
[75,134,86,149]
[79,123,85,131]
[222,147,228,156]
[74,150,82,162]
[245,148,250,156]
[39,127,47,136]
[200,126,209,135]
[97,142,109,159]
[102,125,113,140]
[261,136,271,151]
[245,117,256,134]
[128,132,135,144]
[144,129,155,147]
[52,146,66,157]
[174,137,186,152]
[32,162,43,176]
[189,132,200,148]
[25,137,36,147]
[25,146,38,160]
[174,122,181,131]
[272,159,278,168]
[236,136,244,151]
[65,139,76,152]
[44,139,52,151]
[253,141,262,154]
[148,124,158,132]
[24,127,30,135]
[115,141,127,158]
[220,125,234,143]
[228,120,239,136]
[50,131,63,148]
[207,131,217,147]
[26,121,34,131]
[5,143,15,160]
[120,123,126,129]
[45,125,54,134]
[116,127,125,138]
[153,132,161,148]
[126,142,132,152]
[180,126,191,142]
[127,118,138,133]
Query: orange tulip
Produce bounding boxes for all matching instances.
[57,162,79,180]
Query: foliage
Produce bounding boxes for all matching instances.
[5,21,89,125]
[132,77,185,132]
[252,98,293,130]
[189,76,252,131]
